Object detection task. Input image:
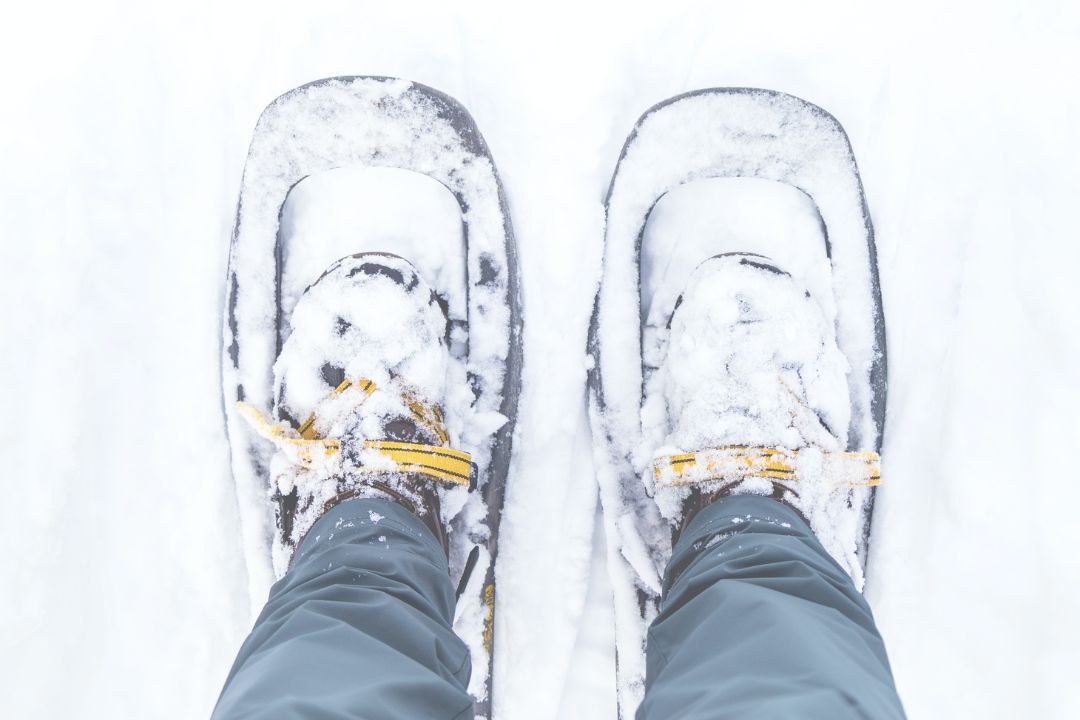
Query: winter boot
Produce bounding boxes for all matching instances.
[645,253,880,556]
[237,253,475,572]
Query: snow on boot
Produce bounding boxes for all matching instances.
[237,253,474,573]
[645,253,880,577]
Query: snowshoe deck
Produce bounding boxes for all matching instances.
[221,76,522,716]
[587,88,887,716]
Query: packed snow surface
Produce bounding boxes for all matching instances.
[2,1,1078,719]
[280,167,467,328]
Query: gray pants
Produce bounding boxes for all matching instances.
[213,495,904,719]
[638,495,905,719]
[212,498,473,720]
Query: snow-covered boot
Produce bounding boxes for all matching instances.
[645,253,880,561]
[237,253,475,571]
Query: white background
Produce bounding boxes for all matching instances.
[2,0,1078,717]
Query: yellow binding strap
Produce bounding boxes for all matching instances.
[236,400,341,458]
[235,377,474,489]
[653,445,880,488]
[364,440,474,487]
[298,378,375,439]
[400,386,451,446]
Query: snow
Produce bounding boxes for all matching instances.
[280,167,467,327]
[2,1,1079,719]
[641,178,832,334]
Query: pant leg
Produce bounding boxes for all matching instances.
[212,498,473,720]
[638,495,905,720]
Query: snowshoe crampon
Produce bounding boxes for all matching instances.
[221,76,521,716]
[586,88,887,716]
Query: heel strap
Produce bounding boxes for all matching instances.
[653,446,880,488]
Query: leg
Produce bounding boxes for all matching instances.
[638,495,905,720]
[213,498,473,720]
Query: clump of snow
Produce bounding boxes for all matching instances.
[275,255,449,430]
[642,255,850,464]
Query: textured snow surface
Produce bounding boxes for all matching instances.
[2,1,1079,719]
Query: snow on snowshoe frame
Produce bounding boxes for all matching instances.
[221,76,522,716]
[587,87,887,716]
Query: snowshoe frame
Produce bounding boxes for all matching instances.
[587,87,887,716]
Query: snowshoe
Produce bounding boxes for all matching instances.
[587,88,887,716]
[221,77,522,717]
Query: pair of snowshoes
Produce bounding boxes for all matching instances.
[221,77,885,718]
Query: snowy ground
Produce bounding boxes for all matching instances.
[2,1,1078,717]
